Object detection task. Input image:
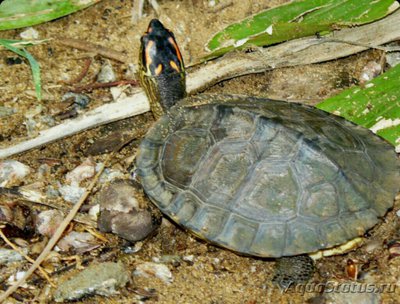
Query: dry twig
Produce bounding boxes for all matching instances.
[56,37,127,63]
[71,80,138,93]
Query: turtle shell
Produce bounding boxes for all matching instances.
[136,94,400,257]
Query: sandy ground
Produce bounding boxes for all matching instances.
[0,0,400,303]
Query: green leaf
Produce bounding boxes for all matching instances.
[0,0,101,30]
[0,39,41,100]
[317,64,400,150]
[205,0,399,59]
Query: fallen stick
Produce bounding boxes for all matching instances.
[0,93,149,159]
[1,10,400,159]
[55,37,127,63]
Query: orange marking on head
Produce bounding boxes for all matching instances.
[168,37,183,65]
[155,64,163,76]
[170,60,180,73]
[145,40,154,71]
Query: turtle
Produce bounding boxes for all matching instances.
[135,19,400,287]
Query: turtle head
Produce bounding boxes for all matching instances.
[139,19,186,119]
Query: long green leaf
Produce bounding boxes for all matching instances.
[0,39,41,100]
[205,0,399,59]
[0,0,101,30]
[317,64,400,150]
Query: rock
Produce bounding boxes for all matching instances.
[359,61,382,85]
[61,92,90,109]
[58,184,85,203]
[97,180,160,242]
[97,60,116,83]
[8,271,28,288]
[53,262,130,302]
[0,248,27,265]
[98,168,125,183]
[0,160,32,187]
[57,231,99,253]
[133,262,173,284]
[35,210,64,237]
[386,52,400,68]
[20,27,39,39]
[65,158,96,185]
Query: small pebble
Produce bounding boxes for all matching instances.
[61,92,90,109]
[88,204,100,221]
[0,204,13,222]
[0,160,32,187]
[110,86,127,101]
[53,262,130,302]
[97,60,116,83]
[123,241,143,254]
[35,210,64,237]
[208,0,216,7]
[58,184,85,203]
[8,271,28,287]
[57,231,99,253]
[386,52,400,67]
[183,255,195,263]
[134,262,173,284]
[98,168,125,183]
[359,61,382,85]
[20,27,39,40]
[66,158,96,185]
[0,248,27,265]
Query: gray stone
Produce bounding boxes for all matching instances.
[53,262,130,302]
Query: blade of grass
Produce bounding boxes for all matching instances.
[0,38,49,49]
[0,0,101,30]
[0,39,41,100]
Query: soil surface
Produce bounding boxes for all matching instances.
[1,0,400,303]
